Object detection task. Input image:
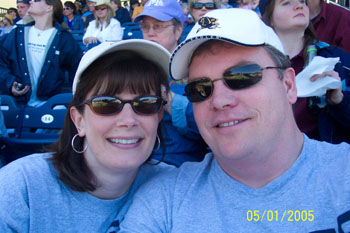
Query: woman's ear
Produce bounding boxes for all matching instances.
[70,106,86,137]
[158,109,164,124]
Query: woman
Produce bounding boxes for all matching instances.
[188,0,220,23]
[110,0,131,25]
[63,1,85,31]
[259,0,350,143]
[0,0,82,107]
[83,0,123,46]
[0,39,173,231]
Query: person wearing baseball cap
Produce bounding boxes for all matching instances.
[134,0,209,167]
[119,9,350,232]
[16,0,30,20]
[0,39,174,232]
[134,0,185,53]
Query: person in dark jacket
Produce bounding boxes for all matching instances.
[110,0,131,25]
[0,0,83,107]
[259,0,350,143]
[63,1,85,31]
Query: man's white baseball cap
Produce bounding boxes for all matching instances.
[169,8,285,80]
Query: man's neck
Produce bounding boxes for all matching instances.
[216,127,304,189]
[309,0,322,20]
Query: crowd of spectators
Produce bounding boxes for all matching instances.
[0,0,349,231]
[0,0,349,158]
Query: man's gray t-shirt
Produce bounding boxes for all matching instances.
[120,136,350,232]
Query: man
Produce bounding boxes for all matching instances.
[0,0,82,106]
[133,0,209,166]
[308,0,350,53]
[119,9,350,232]
[16,0,30,20]
[83,0,97,29]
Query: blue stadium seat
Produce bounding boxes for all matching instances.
[122,23,143,40]
[0,93,72,165]
[70,30,88,52]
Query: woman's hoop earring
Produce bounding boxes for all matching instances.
[71,134,88,154]
[153,135,160,152]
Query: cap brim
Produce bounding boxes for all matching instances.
[169,36,263,81]
[134,11,173,23]
[73,39,171,94]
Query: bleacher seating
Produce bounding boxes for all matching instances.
[122,22,143,40]
[70,30,88,52]
[0,93,72,165]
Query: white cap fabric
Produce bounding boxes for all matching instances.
[169,8,285,80]
[72,39,171,94]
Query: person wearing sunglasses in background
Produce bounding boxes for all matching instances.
[259,0,350,143]
[83,0,123,47]
[0,39,174,232]
[0,0,82,107]
[133,0,209,166]
[7,8,20,24]
[63,1,85,31]
[188,0,221,23]
[119,9,350,232]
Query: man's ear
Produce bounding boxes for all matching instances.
[282,67,298,104]
[70,106,86,137]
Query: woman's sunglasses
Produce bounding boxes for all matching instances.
[81,96,166,116]
[185,64,283,102]
[95,7,107,11]
[192,2,216,9]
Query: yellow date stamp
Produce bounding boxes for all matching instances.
[246,210,314,222]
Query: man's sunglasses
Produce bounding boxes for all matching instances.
[192,2,216,9]
[185,64,283,102]
[81,96,166,116]
[63,7,71,10]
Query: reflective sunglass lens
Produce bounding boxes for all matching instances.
[224,64,262,90]
[133,97,162,115]
[91,97,122,115]
[193,2,215,9]
[185,79,213,102]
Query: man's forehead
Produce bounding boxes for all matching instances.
[17,3,29,8]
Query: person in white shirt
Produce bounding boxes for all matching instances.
[83,0,123,46]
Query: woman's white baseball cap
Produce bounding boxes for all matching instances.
[73,39,171,94]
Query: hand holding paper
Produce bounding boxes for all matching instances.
[296,56,341,97]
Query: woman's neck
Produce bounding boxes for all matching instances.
[89,168,139,200]
[33,15,53,30]
[99,17,106,24]
[275,30,305,59]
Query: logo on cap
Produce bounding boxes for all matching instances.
[197,17,220,33]
[146,0,164,6]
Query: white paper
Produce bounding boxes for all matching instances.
[296,56,341,97]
